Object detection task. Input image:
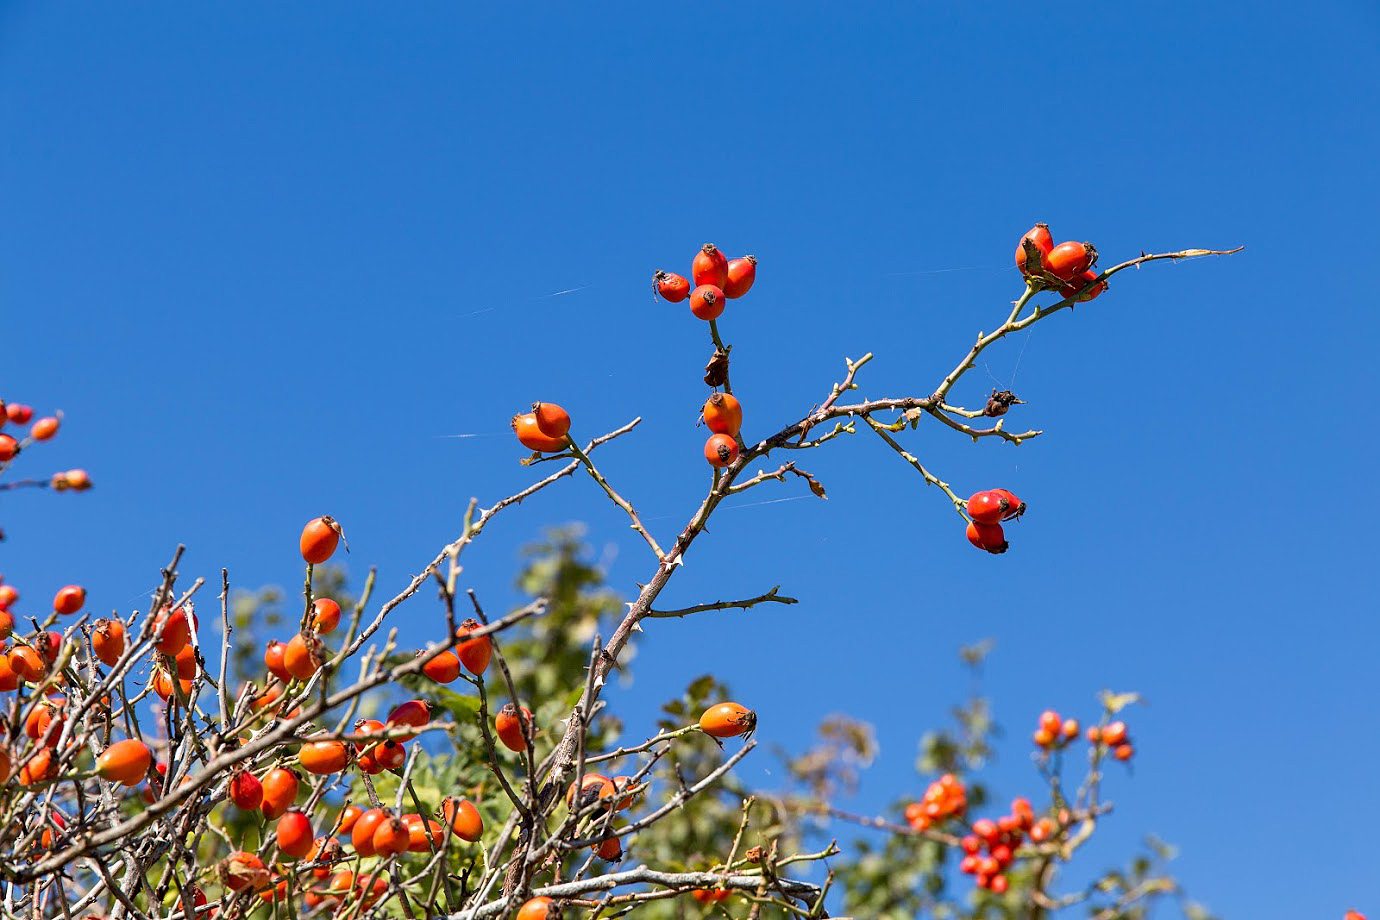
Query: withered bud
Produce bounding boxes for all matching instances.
[983,389,1024,418]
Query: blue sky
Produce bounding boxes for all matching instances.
[3,3,1378,916]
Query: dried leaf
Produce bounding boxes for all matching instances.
[704,350,730,388]
[1020,237,1046,277]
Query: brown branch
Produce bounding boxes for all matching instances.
[646,586,798,619]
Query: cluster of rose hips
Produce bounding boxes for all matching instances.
[964,488,1025,554]
[215,787,487,910]
[0,388,772,920]
[496,706,758,917]
[1086,719,1134,762]
[1032,708,1082,750]
[1,524,141,789]
[511,245,756,472]
[1,582,92,687]
[1,581,201,787]
[1033,709,1135,762]
[1015,223,1106,302]
[653,243,757,321]
[198,519,508,910]
[955,797,1046,894]
[902,777,1066,893]
[958,800,1069,894]
[0,401,56,463]
[903,773,968,831]
[654,244,755,468]
[0,400,91,489]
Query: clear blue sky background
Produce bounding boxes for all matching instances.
[3,3,1377,917]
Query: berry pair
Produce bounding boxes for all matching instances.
[965,489,1025,554]
[702,392,743,469]
[512,403,572,453]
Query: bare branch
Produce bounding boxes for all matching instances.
[647,586,798,619]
